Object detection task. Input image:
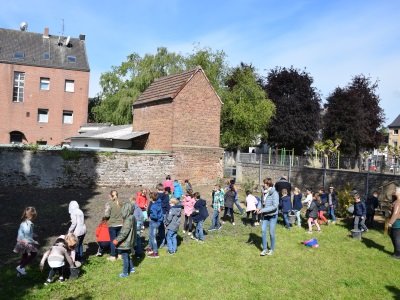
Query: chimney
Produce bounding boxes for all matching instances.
[43,27,49,38]
[79,34,85,41]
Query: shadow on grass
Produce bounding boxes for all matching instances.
[386,285,400,300]
[247,233,263,251]
[361,237,392,255]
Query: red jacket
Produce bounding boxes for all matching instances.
[95,223,110,242]
[136,192,148,210]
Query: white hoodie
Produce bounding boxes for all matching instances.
[68,201,87,237]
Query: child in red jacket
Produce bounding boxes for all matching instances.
[95,217,111,256]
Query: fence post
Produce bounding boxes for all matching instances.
[288,154,292,182]
[268,147,271,165]
[259,154,263,187]
[337,151,340,170]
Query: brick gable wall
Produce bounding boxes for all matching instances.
[0,63,89,145]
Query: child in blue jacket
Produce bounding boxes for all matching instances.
[147,192,163,258]
[352,190,368,232]
[192,192,209,242]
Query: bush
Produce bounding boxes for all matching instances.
[336,183,354,217]
[242,179,256,193]
[60,148,81,160]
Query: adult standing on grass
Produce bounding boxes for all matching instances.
[105,190,123,261]
[388,188,400,259]
[229,179,244,215]
[257,178,279,256]
[68,201,87,262]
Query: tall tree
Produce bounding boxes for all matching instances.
[264,66,321,154]
[323,75,385,157]
[221,63,275,150]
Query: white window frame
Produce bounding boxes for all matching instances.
[63,111,73,124]
[38,109,49,123]
[13,72,25,102]
[65,80,75,92]
[40,77,50,91]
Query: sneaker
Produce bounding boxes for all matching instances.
[130,268,136,273]
[208,228,216,232]
[16,266,27,276]
[260,250,267,256]
[146,250,154,255]
[182,230,186,234]
[217,226,222,230]
[58,276,64,282]
[95,252,103,257]
[44,278,52,285]
[221,221,225,224]
[232,222,236,226]
[119,273,129,278]
[107,256,117,261]
[148,252,159,259]
[266,250,274,256]
[190,235,198,241]
[187,232,192,236]
[254,222,259,226]
[167,250,175,255]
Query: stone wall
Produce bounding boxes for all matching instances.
[239,162,400,195]
[0,147,223,188]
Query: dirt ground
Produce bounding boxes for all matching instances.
[0,185,215,265]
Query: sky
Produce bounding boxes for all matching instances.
[1,0,399,125]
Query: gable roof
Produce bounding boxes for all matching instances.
[71,125,148,141]
[133,66,222,107]
[0,28,89,71]
[388,114,400,128]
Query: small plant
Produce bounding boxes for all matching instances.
[242,178,255,192]
[60,148,81,160]
[336,182,354,217]
[22,143,39,153]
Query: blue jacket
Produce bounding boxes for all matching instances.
[158,192,170,214]
[281,195,292,213]
[353,201,366,217]
[258,187,279,216]
[293,193,303,211]
[173,182,183,199]
[192,199,209,223]
[319,193,328,211]
[149,199,163,224]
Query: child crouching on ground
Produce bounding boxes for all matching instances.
[40,237,75,284]
[95,217,110,256]
[164,198,182,254]
[112,202,136,278]
[192,192,209,242]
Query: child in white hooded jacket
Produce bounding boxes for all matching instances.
[68,201,86,262]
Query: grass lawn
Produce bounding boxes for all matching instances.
[1,216,399,300]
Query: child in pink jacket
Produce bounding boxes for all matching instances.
[182,190,196,236]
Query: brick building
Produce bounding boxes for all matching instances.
[0,26,89,145]
[132,67,224,183]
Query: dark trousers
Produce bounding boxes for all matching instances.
[246,211,256,225]
[19,252,37,268]
[366,213,375,227]
[97,241,110,254]
[390,228,400,257]
[184,215,193,232]
[223,207,234,223]
[48,266,64,280]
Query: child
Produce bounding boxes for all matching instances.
[163,175,174,193]
[223,185,236,225]
[281,188,292,229]
[131,196,144,258]
[173,179,183,200]
[65,233,78,262]
[136,189,149,212]
[147,192,163,258]
[14,207,39,276]
[112,202,136,278]
[192,192,209,242]
[182,190,196,235]
[68,200,87,262]
[307,193,321,233]
[40,238,75,284]
[95,217,111,256]
[208,185,224,231]
[184,179,193,193]
[352,190,368,232]
[164,198,182,254]
[292,187,303,227]
[366,191,379,227]
[317,188,329,225]
[245,190,258,226]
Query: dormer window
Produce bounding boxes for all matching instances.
[43,52,50,60]
[67,55,76,63]
[14,51,25,59]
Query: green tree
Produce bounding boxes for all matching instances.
[221,63,275,149]
[323,75,385,158]
[263,66,321,154]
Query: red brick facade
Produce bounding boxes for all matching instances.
[0,63,89,145]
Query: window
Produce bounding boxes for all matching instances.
[14,51,25,59]
[67,55,76,63]
[43,52,50,60]
[40,77,50,90]
[63,111,73,124]
[13,72,25,102]
[38,109,49,123]
[394,129,399,135]
[65,80,75,92]
[9,131,24,143]
[36,141,47,145]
